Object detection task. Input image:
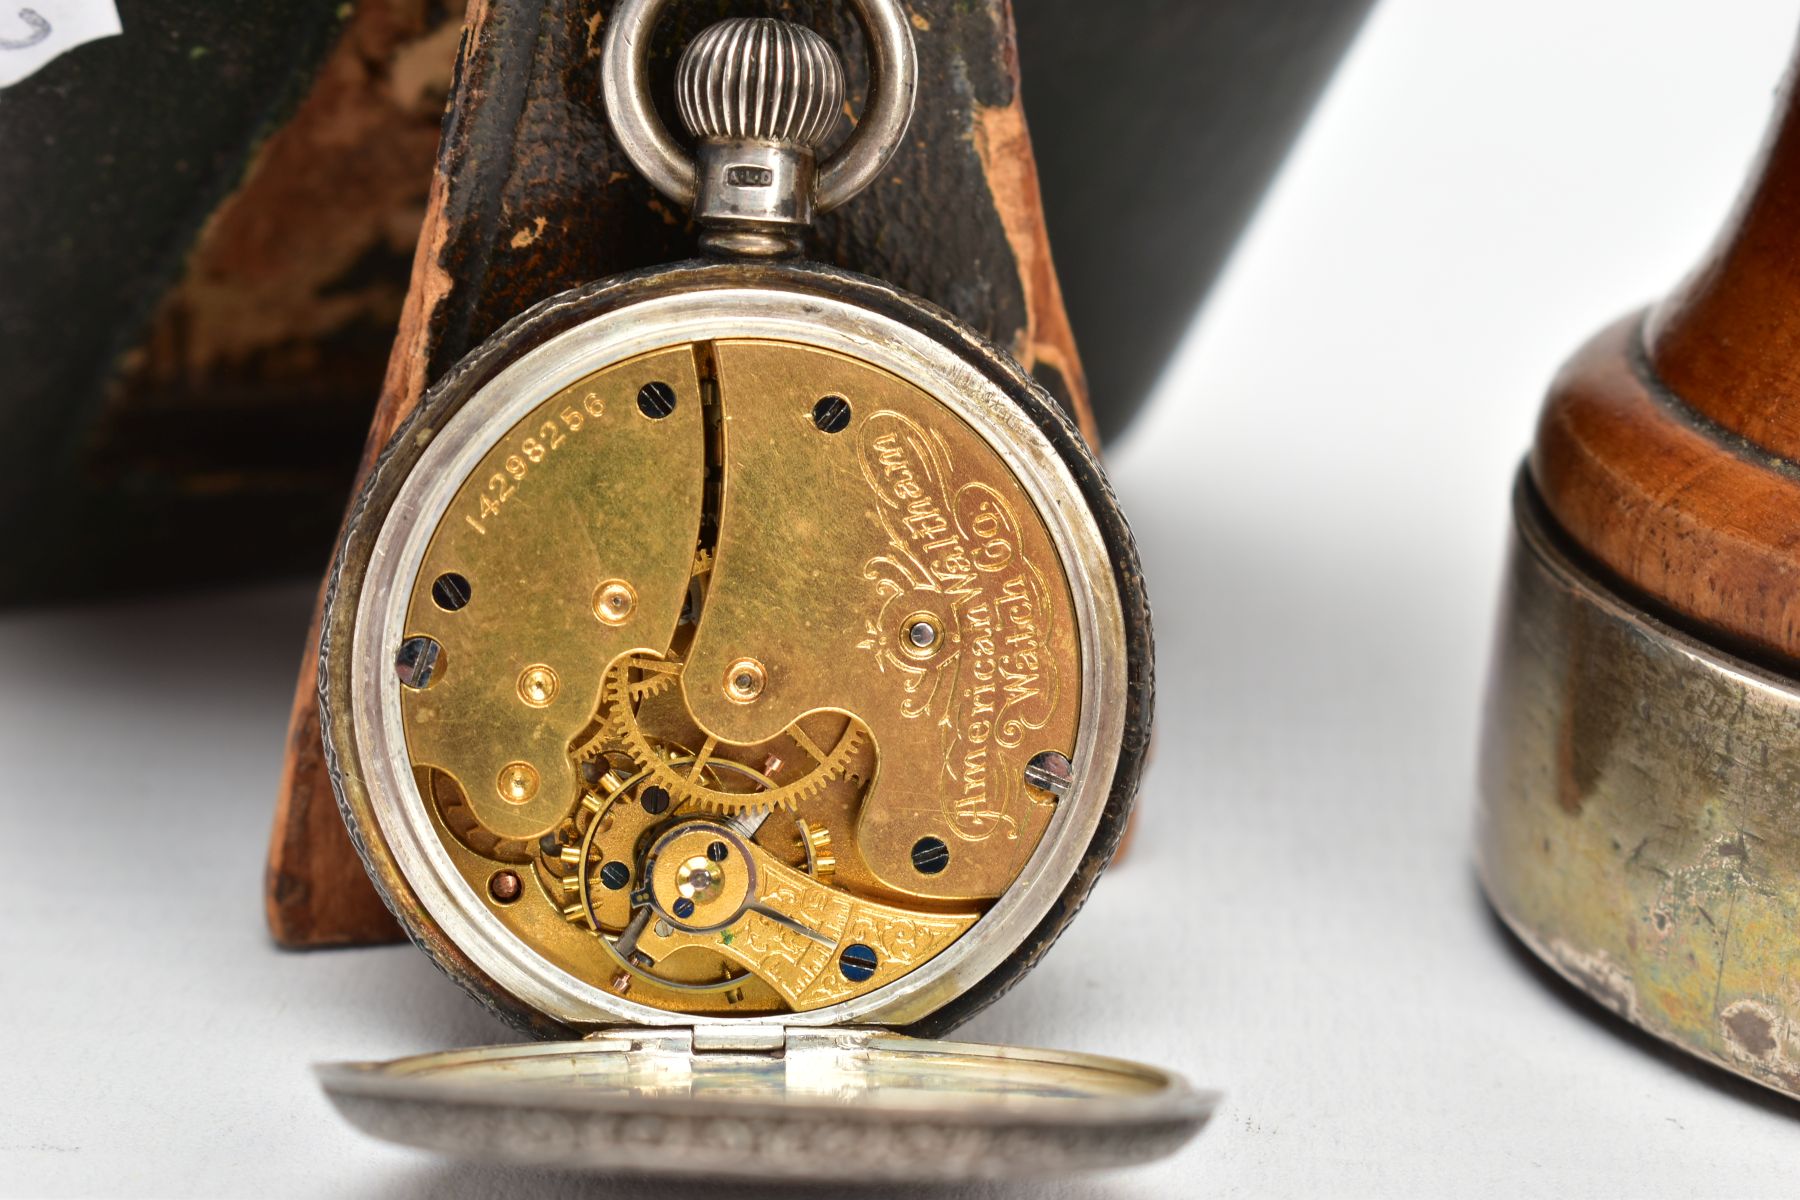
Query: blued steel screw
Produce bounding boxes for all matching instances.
[431,572,472,611]
[637,380,677,418]
[910,836,950,875]
[812,394,852,433]
[839,942,878,981]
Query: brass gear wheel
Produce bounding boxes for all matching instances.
[579,653,867,817]
[795,817,837,885]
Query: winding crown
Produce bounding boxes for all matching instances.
[675,18,845,150]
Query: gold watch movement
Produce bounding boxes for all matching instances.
[326,276,1139,1031]
[395,330,1083,1016]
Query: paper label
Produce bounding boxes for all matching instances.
[0,2,122,89]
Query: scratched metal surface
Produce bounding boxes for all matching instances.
[1482,481,1800,1099]
[6,2,1800,1195]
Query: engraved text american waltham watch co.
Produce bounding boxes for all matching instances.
[314,0,1210,1181]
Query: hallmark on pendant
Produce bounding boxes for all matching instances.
[725,164,775,188]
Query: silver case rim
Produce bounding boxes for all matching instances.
[317,1030,1216,1182]
[348,286,1129,1030]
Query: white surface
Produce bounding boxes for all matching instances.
[4,1,1800,1195]
[0,2,122,88]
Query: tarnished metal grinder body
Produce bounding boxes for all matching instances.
[1481,477,1800,1096]
[1478,28,1800,1101]
[311,0,1209,1179]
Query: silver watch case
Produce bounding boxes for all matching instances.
[314,260,1208,1181]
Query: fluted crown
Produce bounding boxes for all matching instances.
[675,18,845,150]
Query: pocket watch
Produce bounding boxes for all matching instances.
[313,0,1209,1181]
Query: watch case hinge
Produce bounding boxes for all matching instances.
[580,1024,892,1057]
[690,1023,788,1055]
[580,1024,790,1056]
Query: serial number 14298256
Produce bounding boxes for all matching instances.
[462,391,606,535]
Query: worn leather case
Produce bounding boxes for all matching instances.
[265,0,1099,947]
